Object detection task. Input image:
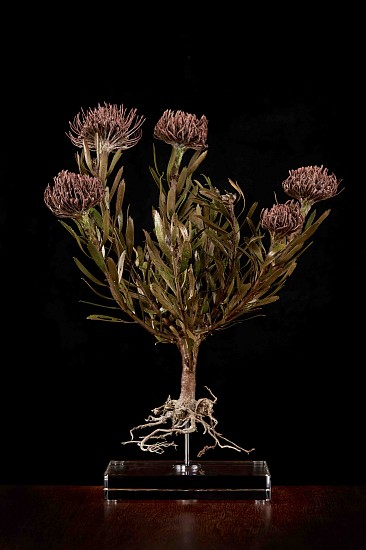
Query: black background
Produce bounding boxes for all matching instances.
[1,10,364,486]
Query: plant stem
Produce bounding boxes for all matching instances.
[177,339,201,407]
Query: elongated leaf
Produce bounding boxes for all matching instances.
[101,209,110,246]
[176,218,189,241]
[220,277,235,304]
[135,245,146,269]
[59,220,89,255]
[304,208,317,229]
[169,213,179,247]
[109,166,124,201]
[99,150,108,182]
[195,196,230,219]
[149,283,180,316]
[117,250,127,282]
[167,186,176,219]
[87,314,134,323]
[83,140,94,173]
[187,266,196,300]
[90,208,103,230]
[193,252,202,277]
[186,328,197,340]
[109,275,135,313]
[87,242,107,271]
[115,179,126,217]
[81,279,113,300]
[186,150,208,175]
[205,229,231,255]
[177,166,188,195]
[177,186,198,218]
[201,294,210,314]
[180,240,192,273]
[149,165,164,189]
[166,147,178,182]
[260,263,294,287]
[250,295,279,308]
[212,255,226,287]
[159,187,167,213]
[168,324,181,338]
[125,216,134,256]
[285,211,330,254]
[226,289,247,313]
[144,231,175,291]
[245,202,259,222]
[105,257,118,283]
[275,242,305,264]
[73,257,105,285]
[107,149,123,178]
[150,264,177,295]
[153,210,171,257]
[195,214,229,236]
[228,178,244,198]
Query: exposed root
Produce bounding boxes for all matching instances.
[122,386,254,457]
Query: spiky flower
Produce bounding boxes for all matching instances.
[282,165,341,212]
[154,109,208,150]
[44,170,105,219]
[260,200,304,240]
[68,102,145,153]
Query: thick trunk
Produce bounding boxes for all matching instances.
[177,339,200,408]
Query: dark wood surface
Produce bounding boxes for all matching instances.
[1,485,366,549]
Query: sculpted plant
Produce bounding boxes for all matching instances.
[44,103,342,457]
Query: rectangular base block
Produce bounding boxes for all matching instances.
[104,460,271,501]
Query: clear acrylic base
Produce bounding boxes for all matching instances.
[104,460,271,501]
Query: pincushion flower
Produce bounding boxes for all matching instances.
[260,200,304,240]
[154,109,208,150]
[68,102,145,153]
[282,165,342,213]
[44,170,105,219]
[44,101,343,460]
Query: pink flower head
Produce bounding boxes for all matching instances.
[44,170,105,219]
[260,200,304,239]
[68,102,145,153]
[282,165,341,206]
[154,109,208,150]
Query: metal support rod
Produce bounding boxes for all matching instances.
[184,429,190,468]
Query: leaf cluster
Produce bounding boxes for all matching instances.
[60,141,330,346]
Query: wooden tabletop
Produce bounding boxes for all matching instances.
[1,485,365,549]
